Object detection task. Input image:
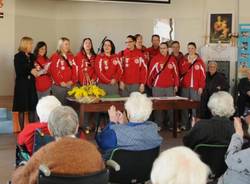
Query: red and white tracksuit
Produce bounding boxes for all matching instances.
[119,48,147,85]
[148,54,179,88]
[34,55,52,92]
[138,46,150,65]
[49,52,78,85]
[75,51,96,85]
[95,53,123,84]
[179,56,206,90]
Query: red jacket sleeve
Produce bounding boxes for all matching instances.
[139,56,148,84]
[95,55,111,84]
[113,57,123,81]
[171,57,180,87]
[198,60,206,89]
[118,51,126,82]
[147,58,158,87]
[49,54,63,85]
[71,58,78,84]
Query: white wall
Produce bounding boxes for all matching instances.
[1,0,250,95]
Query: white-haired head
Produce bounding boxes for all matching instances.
[36,96,61,122]
[125,92,152,122]
[151,146,210,184]
[48,106,79,138]
[207,91,235,118]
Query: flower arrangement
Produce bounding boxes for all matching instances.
[68,85,106,103]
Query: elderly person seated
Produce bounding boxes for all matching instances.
[200,61,229,119]
[151,146,210,184]
[217,115,250,184]
[96,92,162,158]
[183,91,235,149]
[12,106,105,184]
[17,95,61,155]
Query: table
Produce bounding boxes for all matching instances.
[67,98,200,138]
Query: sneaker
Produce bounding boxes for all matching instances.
[180,126,186,131]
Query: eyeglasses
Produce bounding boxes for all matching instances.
[125,41,134,44]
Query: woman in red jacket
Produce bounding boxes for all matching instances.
[95,39,122,96]
[148,42,179,130]
[179,42,206,130]
[33,41,52,99]
[119,35,147,97]
[75,38,96,86]
[50,37,77,105]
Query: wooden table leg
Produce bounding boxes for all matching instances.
[173,110,178,138]
[79,105,85,128]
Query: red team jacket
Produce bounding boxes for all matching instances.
[147,46,160,61]
[119,48,147,85]
[179,55,206,90]
[139,46,150,65]
[75,51,96,85]
[34,56,52,92]
[95,53,123,84]
[148,54,179,88]
[50,52,78,85]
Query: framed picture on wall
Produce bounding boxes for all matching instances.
[209,13,233,44]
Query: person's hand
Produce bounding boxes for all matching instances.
[198,88,203,96]
[116,111,126,124]
[31,68,39,77]
[234,117,244,138]
[60,82,67,87]
[119,81,125,90]
[111,79,117,85]
[247,91,250,97]
[174,86,178,94]
[139,84,145,93]
[108,105,118,123]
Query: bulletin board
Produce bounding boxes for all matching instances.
[238,24,250,78]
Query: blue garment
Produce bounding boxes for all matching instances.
[217,133,250,184]
[96,121,162,153]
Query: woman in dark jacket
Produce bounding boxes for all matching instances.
[13,37,39,130]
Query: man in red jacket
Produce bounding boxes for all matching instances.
[147,34,161,62]
[179,42,206,130]
[148,42,179,130]
[119,35,147,97]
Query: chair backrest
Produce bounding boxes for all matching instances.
[33,128,55,153]
[38,169,109,184]
[108,147,160,184]
[194,144,228,178]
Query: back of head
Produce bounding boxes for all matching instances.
[208,91,235,118]
[48,106,79,138]
[151,146,210,184]
[36,96,61,122]
[125,92,152,122]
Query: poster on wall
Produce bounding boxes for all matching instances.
[238,24,250,78]
[0,0,4,18]
[209,13,232,44]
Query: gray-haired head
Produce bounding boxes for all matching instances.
[48,106,79,138]
[208,91,235,118]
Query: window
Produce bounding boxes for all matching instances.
[153,18,174,42]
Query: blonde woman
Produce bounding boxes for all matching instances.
[50,37,78,104]
[13,37,39,130]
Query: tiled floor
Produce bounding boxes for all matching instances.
[0,130,185,184]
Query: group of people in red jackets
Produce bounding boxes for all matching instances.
[13,35,206,131]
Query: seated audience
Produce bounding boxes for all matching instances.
[96,92,162,158]
[200,61,229,119]
[183,91,235,149]
[237,69,250,116]
[12,106,104,184]
[151,146,210,184]
[17,95,61,155]
[217,116,250,184]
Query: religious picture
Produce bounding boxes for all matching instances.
[209,13,232,44]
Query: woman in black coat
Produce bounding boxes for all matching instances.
[199,61,229,119]
[13,37,39,130]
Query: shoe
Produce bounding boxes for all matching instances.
[180,126,186,131]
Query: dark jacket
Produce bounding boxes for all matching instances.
[183,116,235,150]
[200,72,229,119]
[13,51,38,112]
[237,77,250,116]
